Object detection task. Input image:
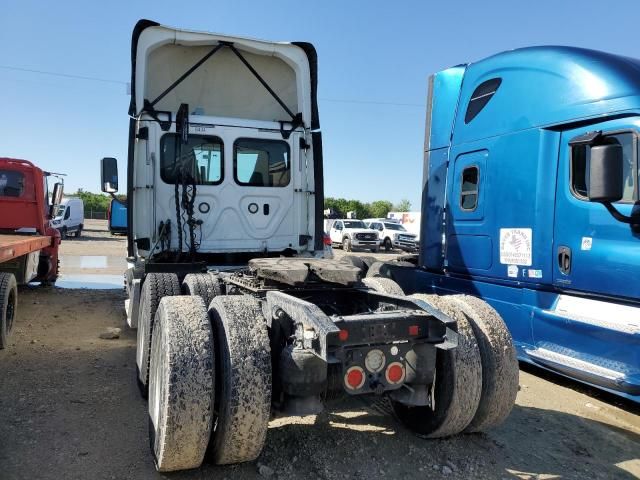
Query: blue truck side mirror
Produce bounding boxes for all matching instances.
[101,157,119,193]
[587,144,623,203]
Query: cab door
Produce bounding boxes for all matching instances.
[553,120,640,299]
[529,119,640,396]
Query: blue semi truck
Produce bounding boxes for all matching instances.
[401,46,639,402]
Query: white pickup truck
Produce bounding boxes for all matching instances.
[364,219,418,252]
[328,219,379,252]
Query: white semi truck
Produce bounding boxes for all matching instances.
[100,19,518,473]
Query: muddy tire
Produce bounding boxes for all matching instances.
[208,295,271,465]
[60,227,67,240]
[340,255,368,275]
[362,277,404,296]
[0,273,18,349]
[148,296,214,472]
[384,238,393,251]
[136,273,181,398]
[342,237,352,252]
[449,295,519,432]
[75,224,83,238]
[391,294,482,438]
[182,273,224,308]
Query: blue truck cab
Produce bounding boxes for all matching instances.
[414,46,640,401]
[108,198,127,235]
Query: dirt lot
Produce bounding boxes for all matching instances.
[0,221,639,479]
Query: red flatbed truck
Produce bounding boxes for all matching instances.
[0,158,63,348]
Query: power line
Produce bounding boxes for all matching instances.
[0,64,425,107]
[0,65,126,85]
[319,97,424,108]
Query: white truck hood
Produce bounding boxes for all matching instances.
[128,20,319,130]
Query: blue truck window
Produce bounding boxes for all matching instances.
[571,132,637,203]
[460,166,479,210]
[464,78,502,124]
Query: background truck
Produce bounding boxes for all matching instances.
[51,197,84,238]
[404,46,640,403]
[100,19,518,473]
[364,218,418,252]
[0,158,63,348]
[107,197,127,235]
[327,218,379,251]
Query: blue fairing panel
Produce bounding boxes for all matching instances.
[453,46,640,144]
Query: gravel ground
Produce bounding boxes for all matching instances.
[0,221,638,479]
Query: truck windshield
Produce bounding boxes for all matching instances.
[160,134,223,185]
[384,223,406,231]
[0,170,25,197]
[56,206,66,217]
[344,220,366,228]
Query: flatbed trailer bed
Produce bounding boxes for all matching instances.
[0,235,52,264]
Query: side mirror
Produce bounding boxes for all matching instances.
[101,157,119,193]
[49,182,64,218]
[587,144,623,203]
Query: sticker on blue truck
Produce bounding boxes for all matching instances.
[500,228,532,266]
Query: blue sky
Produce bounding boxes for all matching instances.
[1,0,638,210]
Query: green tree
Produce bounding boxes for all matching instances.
[72,189,111,212]
[393,199,412,212]
[368,200,393,218]
[324,197,372,219]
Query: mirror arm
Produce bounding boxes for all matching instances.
[602,202,640,225]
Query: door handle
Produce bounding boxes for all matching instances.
[558,246,571,275]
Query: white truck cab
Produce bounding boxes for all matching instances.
[111,20,323,261]
[328,219,379,252]
[51,197,84,238]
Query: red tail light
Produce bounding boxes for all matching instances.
[344,366,366,390]
[385,362,405,384]
[338,329,349,341]
[323,234,332,246]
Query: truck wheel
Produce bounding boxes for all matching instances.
[384,238,392,252]
[449,295,519,432]
[208,295,272,465]
[340,255,368,275]
[342,237,352,252]
[148,296,214,472]
[61,227,67,239]
[366,261,384,278]
[391,294,482,438]
[182,273,224,308]
[0,273,18,349]
[75,224,83,238]
[136,273,181,398]
[362,277,404,295]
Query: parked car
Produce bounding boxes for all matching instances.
[328,219,379,252]
[51,197,84,238]
[364,219,418,252]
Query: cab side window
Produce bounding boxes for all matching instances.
[460,166,479,211]
[64,208,71,220]
[571,132,637,203]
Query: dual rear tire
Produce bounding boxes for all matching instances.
[392,293,518,437]
[148,294,271,472]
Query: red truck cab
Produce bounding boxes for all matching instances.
[0,158,62,284]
